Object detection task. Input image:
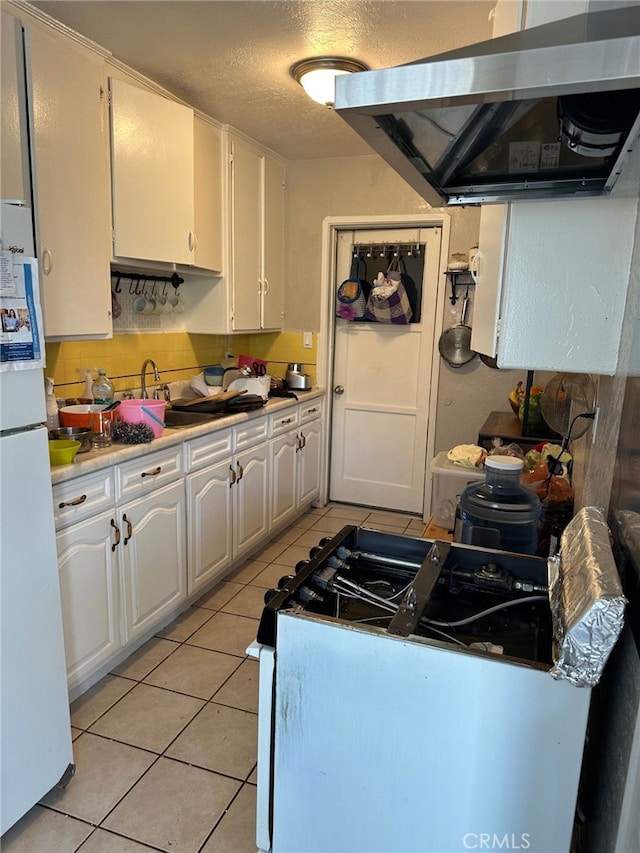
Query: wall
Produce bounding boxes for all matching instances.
[285,154,524,452]
[44,331,318,399]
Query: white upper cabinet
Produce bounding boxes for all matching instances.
[27,21,112,339]
[1,11,29,204]
[470,0,639,375]
[109,77,195,265]
[192,116,223,273]
[229,132,285,332]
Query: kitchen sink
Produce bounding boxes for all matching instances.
[163,409,219,429]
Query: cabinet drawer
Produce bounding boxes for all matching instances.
[269,407,300,437]
[299,400,322,424]
[184,427,233,473]
[234,415,268,451]
[53,469,115,531]
[116,446,183,502]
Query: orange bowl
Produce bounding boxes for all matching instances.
[59,404,106,429]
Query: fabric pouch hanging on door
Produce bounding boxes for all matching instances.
[336,257,368,321]
[365,256,413,324]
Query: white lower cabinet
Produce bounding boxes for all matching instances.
[185,421,270,595]
[53,447,186,693]
[53,396,324,692]
[297,417,322,507]
[56,509,121,691]
[270,402,322,529]
[231,440,270,560]
[118,479,186,644]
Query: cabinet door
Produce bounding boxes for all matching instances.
[110,78,194,265]
[297,420,322,508]
[193,116,223,272]
[186,459,233,595]
[270,431,298,529]
[1,11,29,204]
[233,442,270,559]
[28,22,112,338]
[57,510,121,690]
[120,479,186,644]
[469,204,509,359]
[261,156,285,330]
[230,136,262,331]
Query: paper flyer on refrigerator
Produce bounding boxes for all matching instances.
[0,253,44,371]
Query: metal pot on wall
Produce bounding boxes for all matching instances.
[438,295,476,368]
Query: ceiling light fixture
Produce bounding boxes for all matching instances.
[290,57,369,108]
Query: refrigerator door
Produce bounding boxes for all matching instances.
[1,205,45,431]
[1,426,73,833]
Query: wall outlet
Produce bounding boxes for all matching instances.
[303,331,312,349]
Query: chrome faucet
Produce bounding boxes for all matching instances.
[140,359,160,399]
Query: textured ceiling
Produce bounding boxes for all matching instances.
[30,0,495,160]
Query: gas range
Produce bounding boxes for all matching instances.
[257,524,552,666]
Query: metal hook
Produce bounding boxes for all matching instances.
[114,274,122,294]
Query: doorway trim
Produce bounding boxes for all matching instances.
[318,213,451,518]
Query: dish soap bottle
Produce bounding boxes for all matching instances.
[92,369,115,404]
[45,377,60,432]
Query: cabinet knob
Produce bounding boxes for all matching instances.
[334,385,345,395]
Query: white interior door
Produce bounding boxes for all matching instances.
[329,227,441,513]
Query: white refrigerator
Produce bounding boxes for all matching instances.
[0,205,74,834]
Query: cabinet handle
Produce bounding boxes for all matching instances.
[257,279,262,294]
[307,407,318,414]
[188,230,197,252]
[296,433,302,452]
[141,466,162,478]
[300,432,306,449]
[123,513,133,546]
[229,465,237,488]
[41,247,53,276]
[281,417,293,425]
[263,278,270,295]
[58,493,87,509]
[110,518,121,552]
[236,461,244,482]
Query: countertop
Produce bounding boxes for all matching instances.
[50,388,325,486]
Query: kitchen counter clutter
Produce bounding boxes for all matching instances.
[51,390,325,700]
[50,389,323,485]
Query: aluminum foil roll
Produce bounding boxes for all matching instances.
[548,506,626,687]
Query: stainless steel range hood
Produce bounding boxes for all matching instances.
[334,7,640,205]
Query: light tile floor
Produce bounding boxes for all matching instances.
[2,504,423,853]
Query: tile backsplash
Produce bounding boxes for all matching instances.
[45,331,317,398]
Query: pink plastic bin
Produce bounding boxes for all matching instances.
[118,399,166,438]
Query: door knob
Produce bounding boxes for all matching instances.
[334,385,344,395]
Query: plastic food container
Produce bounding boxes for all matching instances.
[59,404,106,429]
[48,439,81,466]
[118,399,166,438]
[203,365,224,386]
[429,451,485,528]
